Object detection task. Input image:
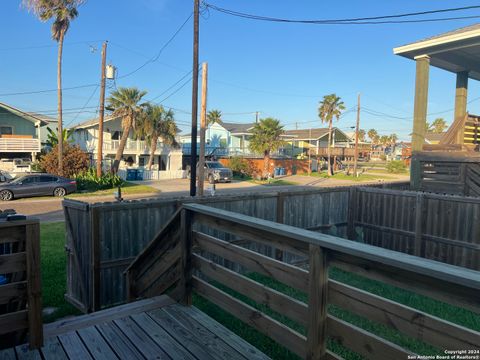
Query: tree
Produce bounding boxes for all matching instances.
[389,133,398,146]
[425,120,431,133]
[106,87,147,173]
[46,127,73,147]
[431,118,448,133]
[318,94,345,176]
[358,129,366,142]
[23,0,85,175]
[248,118,285,178]
[379,135,390,148]
[367,129,378,144]
[137,104,178,170]
[40,143,89,178]
[207,109,222,126]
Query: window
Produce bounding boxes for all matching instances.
[0,126,13,135]
[21,176,37,184]
[38,176,56,183]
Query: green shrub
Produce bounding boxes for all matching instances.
[228,156,249,177]
[75,168,124,191]
[386,160,407,173]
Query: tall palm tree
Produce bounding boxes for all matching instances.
[249,118,285,178]
[207,109,222,126]
[138,104,178,170]
[318,94,345,176]
[23,0,84,175]
[358,129,366,142]
[367,129,378,144]
[431,118,448,133]
[106,87,147,173]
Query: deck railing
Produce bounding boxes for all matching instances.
[126,204,480,359]
[0,220,42,349]
[0,138,40,152]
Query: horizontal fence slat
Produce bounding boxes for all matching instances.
[0,281,27,306]
[193,276,307,358]
[327,315,413,360]
[0,252,26,274]
[193,253,308,326]
[328,280,480,350]
[194,231,309,293]
[0,310,28,335]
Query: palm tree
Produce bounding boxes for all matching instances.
[138,104,178,170]
[367,129,378,144]
[23,0,84,175]
[389,133,398,146]
[318,94,345,176]
[431,118,448,133]
[207,109,222,126]
[358,129,366,142]
[249,118,285,178]
[106,87,147,173]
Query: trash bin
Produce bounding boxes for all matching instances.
[126,169,137,181]
[0,275,7,285]
[274,167,281,177]
[136,169,144,181]
[280,167,286,176]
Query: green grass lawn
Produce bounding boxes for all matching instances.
[233,174,298,186]
[39,222,479,359]
[66,181,160,198]
[40,222,81,323]
[309,171,394,182]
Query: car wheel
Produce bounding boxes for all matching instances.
[0,190,13,201]
[208,175,215,184]
[53,187,66,197]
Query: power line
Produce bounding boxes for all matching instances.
[153,76,193,105]
[148,70,193,102]
[0,83,98,97]
[117,13,193,80]
[0,40,103,52]
[204,3,480,25]
[65,85,100,127]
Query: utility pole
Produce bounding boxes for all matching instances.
[308,128,312,175]
[198,62,208,196]
[353,93,361,177]
[190,0,200,196]
[97,41,107,177]
[255,111,259,123]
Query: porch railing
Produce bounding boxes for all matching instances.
[0,138,40,152]
[125,204,480,359]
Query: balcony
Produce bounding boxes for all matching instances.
[0,137,40,152]
[102,139,173,154]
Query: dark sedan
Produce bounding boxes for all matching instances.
[0,174,77,201]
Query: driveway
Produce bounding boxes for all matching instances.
[1,174,408,222]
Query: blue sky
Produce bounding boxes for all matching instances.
[2,0,480,140]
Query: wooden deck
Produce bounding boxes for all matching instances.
[0,295,270,360]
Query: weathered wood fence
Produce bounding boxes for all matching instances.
[0,220,42,349]
[64,187,350,312]
[126,204,480,360]
[349,187,480,270]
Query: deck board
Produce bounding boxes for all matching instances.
[1,296,270,360]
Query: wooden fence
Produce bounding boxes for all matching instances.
[349,187,480,270]
[0,220,42,349]
[63,180,480,312]
[126,204,480,360]
[411,152,480,196]
[64,187,351,312]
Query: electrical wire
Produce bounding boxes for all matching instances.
[64,85,100,127]
[147,70,194,102]
[203,3,480,25]
[117,13,193,80]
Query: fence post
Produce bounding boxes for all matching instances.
[180,209,193,305]
[414,193,425,257]
[25,222,43,349]
[90,206,101,312]
[275,192,285,261]
[306,244,328,359]
[347,187,358,240]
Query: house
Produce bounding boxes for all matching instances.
[26,112,59,147]
[70,115,183,172]
[284,127,356,159]
[0,102,48,162]
[180,121,258,156]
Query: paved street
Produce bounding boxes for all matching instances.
[0,174,409,222]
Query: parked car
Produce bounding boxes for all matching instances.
[0,174,77,201]
[197,161,233,184]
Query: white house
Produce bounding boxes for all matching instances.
[71,115,183,174]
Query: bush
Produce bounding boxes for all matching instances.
[228,156,250,177]
[75,168,124,191]
[386,160,407,173]
[40,144,89,178]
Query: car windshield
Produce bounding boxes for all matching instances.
[207,162,224,169]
